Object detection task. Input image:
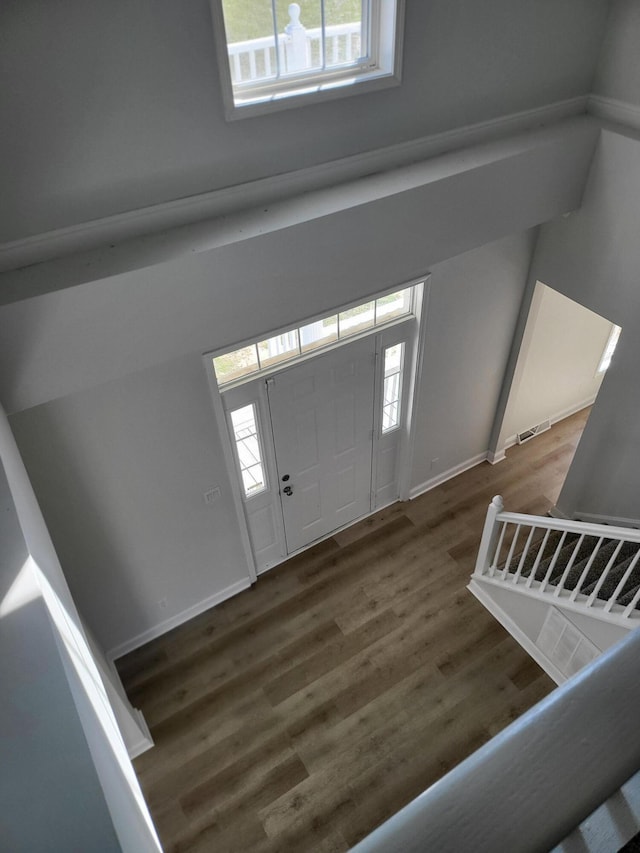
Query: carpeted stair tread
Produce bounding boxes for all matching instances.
[504,526,640,608]
[561,539,620,592]
[618,583,640,608]
[582,546,640,599]
[518,531,576,579]
[534,535,604,584]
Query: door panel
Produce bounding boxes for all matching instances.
[268,336,376,553]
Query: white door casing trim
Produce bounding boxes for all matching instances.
[204,277,429,577]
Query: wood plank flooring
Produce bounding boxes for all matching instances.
[117,408,590,852]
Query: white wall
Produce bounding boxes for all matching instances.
[410,231,535,491]
[0,0,609,243]
[594,0,640,107]
[498,283,613,447]
[533,128,640,522]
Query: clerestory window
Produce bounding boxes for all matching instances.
[210,0,405,118]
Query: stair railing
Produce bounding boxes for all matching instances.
[473,495,640,621]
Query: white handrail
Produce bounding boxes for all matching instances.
[496,509,640,542]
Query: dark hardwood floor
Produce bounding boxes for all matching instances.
[117,408,590,852]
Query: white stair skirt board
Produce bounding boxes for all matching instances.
[409,452,488,500]
[108,576,252,661]
[468,579,566,685]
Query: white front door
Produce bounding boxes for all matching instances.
[267,336,376,553]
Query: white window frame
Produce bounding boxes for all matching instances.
[212,284,417,389]
[209,0,405,120]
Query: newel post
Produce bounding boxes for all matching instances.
[284,3,308,72]
[474,495,504,577]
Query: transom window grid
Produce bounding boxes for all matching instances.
[230,404,267,497]
[382,342,404,433]
[212,0,403,114]
[213,287,414,387]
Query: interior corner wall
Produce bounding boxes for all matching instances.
[593,0,640,108]
[532,127,640,522]
[0,402,162,852]
[410,230,536,493]
[0,465,121,852]
[497,282,612,449]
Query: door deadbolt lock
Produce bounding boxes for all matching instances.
[281,474,290,482]
[282,485,293,496]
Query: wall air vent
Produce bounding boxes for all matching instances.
[516,418,551,445]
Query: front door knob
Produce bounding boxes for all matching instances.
[283,485,293,496]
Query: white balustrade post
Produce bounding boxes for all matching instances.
[284,3,308,72]
[474,495,504,576]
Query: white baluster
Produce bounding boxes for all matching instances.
[284,3,307,72]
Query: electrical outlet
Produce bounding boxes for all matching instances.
[158,598,167,610]
[204,487,221,505]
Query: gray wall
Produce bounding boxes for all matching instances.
[411,231,535,489]
[10,231,535,654]
[533,128,640,521]
[0,466,121,852]
[0,117,599,415]
[0,0,608,242]
[0,396,167,851]
[594,0,640,106]
[10,353,250,653]
[2,113,597,654]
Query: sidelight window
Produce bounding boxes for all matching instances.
[381,342,404,433]
[229,403,267,497]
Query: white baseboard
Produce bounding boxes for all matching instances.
[467,579,566,686]
[588,94,640,134]
[495,395,597,463]
[409,452,488,500]
[487,449,506,465]
[108,576,252,661]
[127,709,154,759]
[548,505,570,520]
[573,512,640,530]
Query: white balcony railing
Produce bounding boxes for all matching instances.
[227,10,362,86]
